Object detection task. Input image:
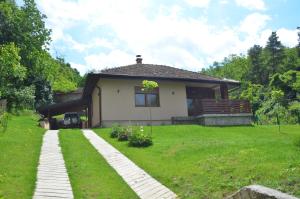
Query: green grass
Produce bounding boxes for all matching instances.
[0,113,45,199]
[95,125,300,199]
[59,130,138,199]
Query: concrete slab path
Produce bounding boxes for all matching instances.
[82,129,177,199]
[33,130,73,199]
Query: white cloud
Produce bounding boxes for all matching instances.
[70,62,89,75]
[84,50,134,71]
[239,13,271,35]
[220,0,229,5]
[37,0,298,74]
[185,0,211,8]
[277,28,298,47]
[235,0,266,10]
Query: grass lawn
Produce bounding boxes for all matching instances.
[59,129,138,199]
[0,113,45,199]
[95,125,300,199]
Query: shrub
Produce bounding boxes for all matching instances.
[0,112,9,133]
[117,127,130,141]
[129,127,152,147]
[110,123,121,138]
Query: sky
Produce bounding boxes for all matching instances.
[33,0,299,75]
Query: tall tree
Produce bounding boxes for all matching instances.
[246,45,267,84]
[265,31,285,75]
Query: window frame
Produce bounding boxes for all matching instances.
[134,86,160,107]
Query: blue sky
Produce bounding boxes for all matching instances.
[34,0,299,75]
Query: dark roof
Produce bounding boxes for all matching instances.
[37,99,87,117]
[101,64,233,82]
[83,64,240,98]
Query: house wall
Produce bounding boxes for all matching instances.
[92,79,187,126]
[91,78,220,127]
[91,87,100,126]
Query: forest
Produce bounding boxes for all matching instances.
[0,0,83,111]
[202,30,300,124]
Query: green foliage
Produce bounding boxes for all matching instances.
[240,83,265,114]
[8,85,35,110]
[142,80,158,91]
[201,54,249,81]
[202,30,300,124]
[289,101,300,124]
[246,45,267,84]
[0,0,83,110]
[110,123,122,138]
[128,126,152,147]
[0,112,9,133]
[265,31,285,74]
[110,125,153,147]
[0,43,35,110]
[0,43,26,84]
[117,127,130,141]
[255,90,294,125]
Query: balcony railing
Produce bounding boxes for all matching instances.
[189,99,251,116]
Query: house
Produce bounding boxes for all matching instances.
[82,55,252,127]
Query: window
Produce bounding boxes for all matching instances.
[135,86,159,107]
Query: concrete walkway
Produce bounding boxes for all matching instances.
[82,129,177,199]
[33,130,73,199]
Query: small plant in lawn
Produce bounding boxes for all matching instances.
[117,127,130,141]
[110,123,121,138]
[129,126,153,147]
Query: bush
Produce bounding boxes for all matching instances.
[117,127,130,141]
[110,123,121,138]
[129,129,152,147]
[0,112,9,133]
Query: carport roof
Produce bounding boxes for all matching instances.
[37,99,87,117]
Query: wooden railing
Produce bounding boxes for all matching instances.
[189,99,251,116]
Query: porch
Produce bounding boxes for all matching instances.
[172,86,252,126]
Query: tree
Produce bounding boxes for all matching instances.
[265,31,285,75]
[289,101,300,124]
[0,43,26,88]
[0,0,83,109]
[0,43,36,110]
[270,70,299,102]
[31,76,53,108]
[246,45,267,84]
[240,83,266,116]
[256,90,286,129]
[142,80,158,135]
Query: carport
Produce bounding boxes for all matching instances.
[37,98,90,129]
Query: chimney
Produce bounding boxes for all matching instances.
[136,55,142,64]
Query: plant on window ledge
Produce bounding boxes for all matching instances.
[142,80,158,135]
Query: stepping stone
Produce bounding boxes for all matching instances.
[33,130,74,199]
[82,129,177,199]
